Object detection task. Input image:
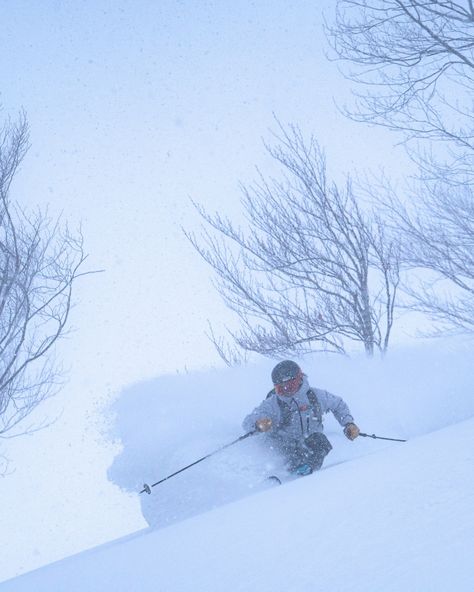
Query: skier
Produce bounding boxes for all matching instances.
[243,360,360,476]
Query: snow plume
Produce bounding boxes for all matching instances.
[106,338,474,528]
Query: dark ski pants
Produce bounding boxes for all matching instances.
[272,432,333,472]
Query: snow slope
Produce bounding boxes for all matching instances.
[2,341,473,590]
[2,416,473,592]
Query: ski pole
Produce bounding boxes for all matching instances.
[359,432,406,442]
[140,430,257,494]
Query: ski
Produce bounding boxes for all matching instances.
[266,475,283,485]
[263,458,351,488]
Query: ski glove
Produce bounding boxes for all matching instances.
[255,418,273,432]
[344,422,360,440]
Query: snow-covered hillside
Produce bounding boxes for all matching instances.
[2,415,473,592]
[2,341,473,591]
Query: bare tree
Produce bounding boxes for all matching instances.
[187,125,401,358]
[377,178,474,333]
[327,1,474,332]
[0,113,94,440]
[327,0,474,182]
[205,322,249,366]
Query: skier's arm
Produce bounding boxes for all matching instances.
[319,390,360,440]
[242,399,277,433]
[318,390,354,426]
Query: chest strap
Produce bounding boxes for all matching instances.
[267,388,322,429]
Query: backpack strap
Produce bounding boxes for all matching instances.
[266,388,292,428]
[306,388,322,424]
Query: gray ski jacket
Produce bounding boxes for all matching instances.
[242,375,354,444]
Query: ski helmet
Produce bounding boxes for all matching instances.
[271,360,301,385]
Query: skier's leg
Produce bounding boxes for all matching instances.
[271,435,307,472]
[303,432,333,471]
[270,434,331,475]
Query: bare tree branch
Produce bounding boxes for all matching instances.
[185,124,401,359]
[0,114,99,449]
[364,174,474,333]
[326,0,474,181]
[327,1,474,333]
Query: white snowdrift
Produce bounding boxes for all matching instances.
[2,416,473,592]
[107,341,474,529]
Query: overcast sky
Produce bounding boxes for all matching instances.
[0,1,411,581]
[1,0,406,381]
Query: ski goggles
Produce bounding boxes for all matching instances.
[274,371,303,396]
